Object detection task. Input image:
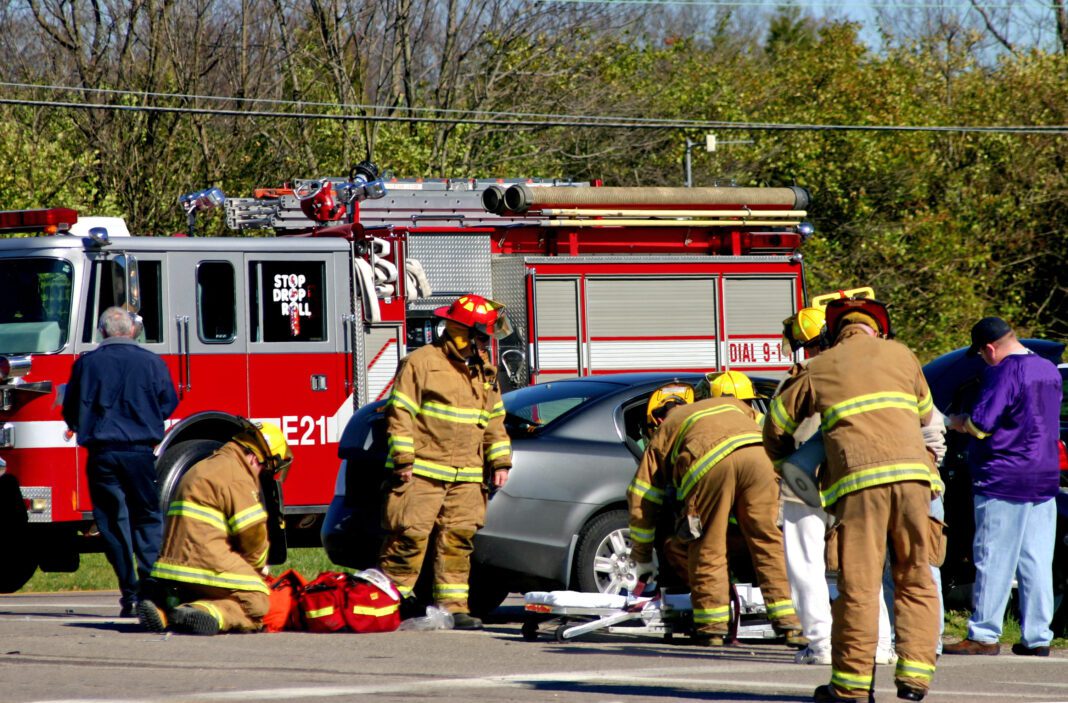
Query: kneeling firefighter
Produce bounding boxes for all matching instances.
[626,371,802,646]
[137,420,292,635]
[377,294,513,630]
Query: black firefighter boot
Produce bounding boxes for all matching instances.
[451,612,484,630]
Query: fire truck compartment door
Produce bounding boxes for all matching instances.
[165,252,249,415]
[243,251,353,506]
[584,276,718,372]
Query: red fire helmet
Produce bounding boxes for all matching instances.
[824,297,893,339]
[434,294,513,339]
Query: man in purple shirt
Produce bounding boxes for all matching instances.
[943,317,1062,657]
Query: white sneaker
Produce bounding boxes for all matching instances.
[876,646,898,665]
[795,645,832,665]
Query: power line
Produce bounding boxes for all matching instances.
[544,0,1032,7]
[0,81,721,128]
[2,95,1067,134]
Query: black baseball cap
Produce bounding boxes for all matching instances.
[967,316,1013,356]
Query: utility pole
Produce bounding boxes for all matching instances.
[684,133,753,187]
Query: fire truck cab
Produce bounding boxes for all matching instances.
[0,176,813,593]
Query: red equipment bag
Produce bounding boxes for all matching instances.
[263,568,308,633]
[299,571,350,633]
[342,569,401,634]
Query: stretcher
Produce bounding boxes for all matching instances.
[521,584,778,643]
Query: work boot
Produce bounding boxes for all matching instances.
[780,628,808,649]
[690,632,726,647]
[136,600,168,633]
[170,606,220,636]
[450,612,483,631]
[813,684,873,702]
[896,684,926,701]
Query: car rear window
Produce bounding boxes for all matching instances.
[503,379,623,430]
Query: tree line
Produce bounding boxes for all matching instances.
[0,0,1065,360]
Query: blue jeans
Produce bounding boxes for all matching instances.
[87,448,163,606]
[968,495,1056,647]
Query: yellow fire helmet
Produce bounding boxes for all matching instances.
[233,419,294,481]
[781,306,828,354]
[645,383,695,426]
[697,370,762,400]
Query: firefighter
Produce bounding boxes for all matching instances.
[764,298,940,702]
[627,371,802,647]
[778,307,898,667]
[377,294,513,630]
[136,421,292,635]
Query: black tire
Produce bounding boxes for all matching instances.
[0,535,38,593]
[468,563,511,617]
[0,474,38,593]
[573,509,641,595]
[156,439,222,509]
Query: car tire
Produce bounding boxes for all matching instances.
[156,439,223,509]
[573,509,646,595]
[469,563,511,617]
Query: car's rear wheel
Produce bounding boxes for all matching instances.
[573,509,654,595]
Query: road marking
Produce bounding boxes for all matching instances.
[23,662,1068,703]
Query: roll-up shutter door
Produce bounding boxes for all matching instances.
[533,277,580,379]
[586,277,717,371]
[722,277,797,367]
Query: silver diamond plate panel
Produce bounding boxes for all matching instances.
[406,234,492,311]
[491,255,530,385]
[491,255,528,341]
[20,486,52,523]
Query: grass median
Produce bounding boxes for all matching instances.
[19,547,337,593]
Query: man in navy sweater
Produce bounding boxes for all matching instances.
[63,307,178,616]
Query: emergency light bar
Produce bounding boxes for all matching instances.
[0,208,78,234]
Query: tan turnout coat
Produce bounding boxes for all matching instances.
[151,442,269,595]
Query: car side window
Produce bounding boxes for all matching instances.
[621,396,649,459]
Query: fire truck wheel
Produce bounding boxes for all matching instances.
[156,439,224,509]
[0,474,38,593]
[0,543,37,593]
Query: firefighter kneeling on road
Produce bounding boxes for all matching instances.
[137,421,292,635]
[627,371,802,647]
[764,298,940,703]
[377,294,513,631]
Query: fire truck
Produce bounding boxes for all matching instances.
[0,168,812,592]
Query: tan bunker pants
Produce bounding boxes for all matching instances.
[379,475,486,613]
[684,444,800,637]
[828,481,939,699]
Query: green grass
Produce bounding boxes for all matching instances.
[20,547,341,594]
[944,609,1067,648]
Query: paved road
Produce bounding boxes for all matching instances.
[1,591,1065,703]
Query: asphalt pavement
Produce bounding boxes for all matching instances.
[0,591,1065,703]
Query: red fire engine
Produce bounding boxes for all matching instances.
[0,169,812,592]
